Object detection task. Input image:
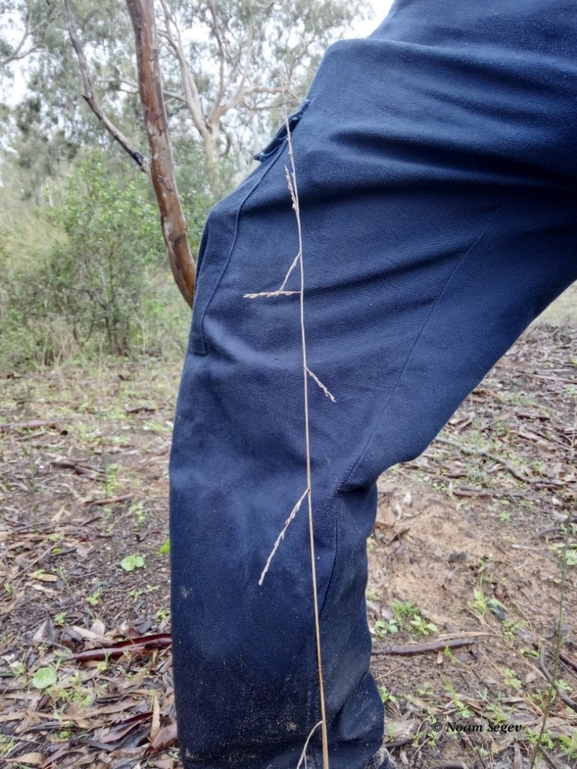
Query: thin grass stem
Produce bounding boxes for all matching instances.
[285,113,330,769]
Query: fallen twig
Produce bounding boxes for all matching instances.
[372,637,478,657]
[0,420,64,432]
[72,632,172,661]
[85,494,134,506]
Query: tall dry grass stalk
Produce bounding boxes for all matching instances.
[244,114,334,769]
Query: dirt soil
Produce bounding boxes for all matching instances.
[1,324,576,769]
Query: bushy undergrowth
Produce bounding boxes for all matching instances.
[0,153,205,371]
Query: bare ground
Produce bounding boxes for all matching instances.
[1,324,576,769]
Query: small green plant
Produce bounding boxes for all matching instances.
[559,732,577,759]
[0,734,15,757]
[416,682,435,697]
[58,724,74,741]
[32,666,58,690]
[502,668,521,690]
[470,587,489,615]
[392,600,420,626]
[373,618,399,638]
[520,646,539,659]
[158,538,170,556]
[130,500,146,527]
[485,702,512,724]
[526,727,555,752]
[155,608,170,623]
[550,543,577,567]
[56,565,68,583]
[442,678,473,719]
[54,611,67,626]
[104,463,121,495]
[86,585,103,606]
[120,554,145,571]
[409,616,438,636]
[391,600,437,635]
[379,685,398,705]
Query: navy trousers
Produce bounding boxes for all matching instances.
[170,2,577,767]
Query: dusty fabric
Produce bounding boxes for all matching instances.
[170,2,577,767]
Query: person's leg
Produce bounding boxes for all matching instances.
[170,3,577,768]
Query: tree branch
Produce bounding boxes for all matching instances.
[1,0,57,68]
[65,0,149,174]
[157,0,207,138]
[0,9,31,68]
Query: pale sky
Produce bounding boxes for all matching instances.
[349,1,395,38]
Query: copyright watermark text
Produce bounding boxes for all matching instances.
[430,721,523,735]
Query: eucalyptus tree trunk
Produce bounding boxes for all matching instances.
[125,0,196,307]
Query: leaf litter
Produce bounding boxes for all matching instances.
[0,322,576,768]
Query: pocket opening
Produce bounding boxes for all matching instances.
[254,100,311,162]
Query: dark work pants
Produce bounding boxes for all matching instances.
[170,2,577,767]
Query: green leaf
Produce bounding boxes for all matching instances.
[32,666,57,690]
[120,554,145,572]
[158,539,170,556]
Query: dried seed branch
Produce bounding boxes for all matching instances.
[306,368,336,402]
[297,721,323,769]
[258,488,309,586]
[244,290,300,299]
[244,251,302,299]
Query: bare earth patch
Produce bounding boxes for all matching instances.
[1,325,576,769]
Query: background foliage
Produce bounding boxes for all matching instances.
[0,0,368,372]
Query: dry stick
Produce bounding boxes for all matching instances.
[371,637,478,657]
[0,419,64,432]
[285,121,330,769]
